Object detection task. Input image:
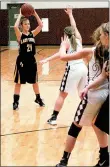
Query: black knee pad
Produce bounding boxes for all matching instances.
[68,122,82,138]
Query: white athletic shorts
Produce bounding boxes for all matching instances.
[60,62,88,96]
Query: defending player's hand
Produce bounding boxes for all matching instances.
[60,35,70,51]
[64,8,72,16]
[80,87,89,100]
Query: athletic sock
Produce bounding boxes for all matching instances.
[52,110,59,118]
[100,146,108,154]
[99,146,109,161]
[61,151,71,164]
[36,94,41,100]
[13,94,19,103]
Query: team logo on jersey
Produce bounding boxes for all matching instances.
[21,38,35,44]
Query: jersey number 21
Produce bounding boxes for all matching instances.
[27,44,32,52]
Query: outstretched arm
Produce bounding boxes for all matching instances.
[40,52,60,64]
[32,10,43,37]
[14,9,22,42]
[64,8,82,43]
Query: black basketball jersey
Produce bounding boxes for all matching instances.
[19,32,36,57]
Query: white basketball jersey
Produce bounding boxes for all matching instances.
[88,47,108,89]
[67,38,84,68]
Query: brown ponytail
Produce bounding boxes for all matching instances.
[64,26,77,50]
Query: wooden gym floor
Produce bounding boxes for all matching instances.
[1,46,99,166]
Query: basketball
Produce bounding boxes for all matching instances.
[21,3,34,17]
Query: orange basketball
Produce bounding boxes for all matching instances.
[21,3,34,17]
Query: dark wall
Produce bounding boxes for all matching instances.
[0,8,109,46]
[32,8,109,45]
[75,8,109,44]
[0,10,8,46]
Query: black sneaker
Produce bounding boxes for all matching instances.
[94,160,109,167]
[47,115,57,125]
[94,153,109,167]
[35,98,45,107]
[13,102,19,110]
[56,159,67,167]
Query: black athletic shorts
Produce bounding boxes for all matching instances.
[95,95,109,134]
[14,55,38,84]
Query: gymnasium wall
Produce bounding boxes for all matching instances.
[1,1,108,9]
[0,4,109,45]
[0,10,9,46]
[31,8,109,45]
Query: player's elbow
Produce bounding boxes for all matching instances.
[40,22,43,28]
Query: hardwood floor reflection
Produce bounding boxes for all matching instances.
[1,47,99,166]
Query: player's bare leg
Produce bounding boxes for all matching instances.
[47,91,68,125]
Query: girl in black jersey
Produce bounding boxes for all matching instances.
[13,9,45,110]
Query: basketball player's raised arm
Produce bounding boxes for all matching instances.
[14,9,22,42]
[64,8,82,43]
[32,10,43,37]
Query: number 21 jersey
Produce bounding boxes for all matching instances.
[19,32,36,57]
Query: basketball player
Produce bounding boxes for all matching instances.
[56,22,109,167]
[41,8,87,125]
[13,9,45,110]
[80,60,109,166]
